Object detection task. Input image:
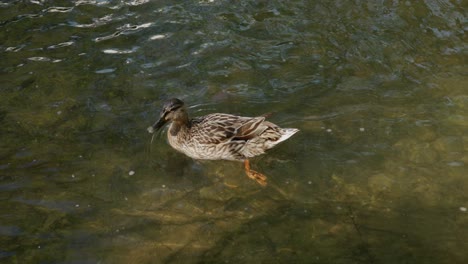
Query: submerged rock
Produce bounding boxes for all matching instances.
[394,140,439,164]
[368,173,393,192]
[199,184,236,202]
[433,136,464,153]
[463,136,468,152]
[445,115,468,128]
[452,95,468,111]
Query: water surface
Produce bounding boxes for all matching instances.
[0,0,467,263]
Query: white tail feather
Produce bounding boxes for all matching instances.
[277,128,299,144]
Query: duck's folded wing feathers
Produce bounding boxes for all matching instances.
[232,117,267,141]
[192,114,268,144]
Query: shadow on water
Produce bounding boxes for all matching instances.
[0,0,467,263]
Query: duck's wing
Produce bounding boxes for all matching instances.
[232,116,268,141]
[191,114,267,144]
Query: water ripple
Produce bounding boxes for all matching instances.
[102,46,139,54]
[94,31,122,42]
[74,0,149,7]
[44,6,74,13]
[47,41,75,49]
[5,45,26,52]
[0,6,74,27]
[27,57,62,63]
[68,14,115,28]
[118,22,154,31]
[0,2,12,7]
[94,22,154,42]
[149,34,169,40]
[95,68,116,74]
[75,0,112,6]
[27,57,51,62]
[126,0,150,6]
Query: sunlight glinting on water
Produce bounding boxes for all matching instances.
[0,0,466,263]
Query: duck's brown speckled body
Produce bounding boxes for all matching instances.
[148,98,299,186]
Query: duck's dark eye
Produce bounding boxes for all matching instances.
[168,105,180,112]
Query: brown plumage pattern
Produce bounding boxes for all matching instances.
[148,98,299,186]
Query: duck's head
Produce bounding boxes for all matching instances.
[147,98,187,133]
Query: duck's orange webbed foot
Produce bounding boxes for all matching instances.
[244,160,267,187]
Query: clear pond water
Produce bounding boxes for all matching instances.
[0,0,467,263]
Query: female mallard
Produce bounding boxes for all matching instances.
[147,98,299,186]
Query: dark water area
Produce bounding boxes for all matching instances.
[0,0,467,263]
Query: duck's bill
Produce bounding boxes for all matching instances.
[147,118,166,134]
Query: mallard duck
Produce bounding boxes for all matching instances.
[147,98,299,186]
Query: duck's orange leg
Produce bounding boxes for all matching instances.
[244,160,267,186]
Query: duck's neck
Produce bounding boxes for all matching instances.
[168,107,190,137]
[169,118,190,137]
